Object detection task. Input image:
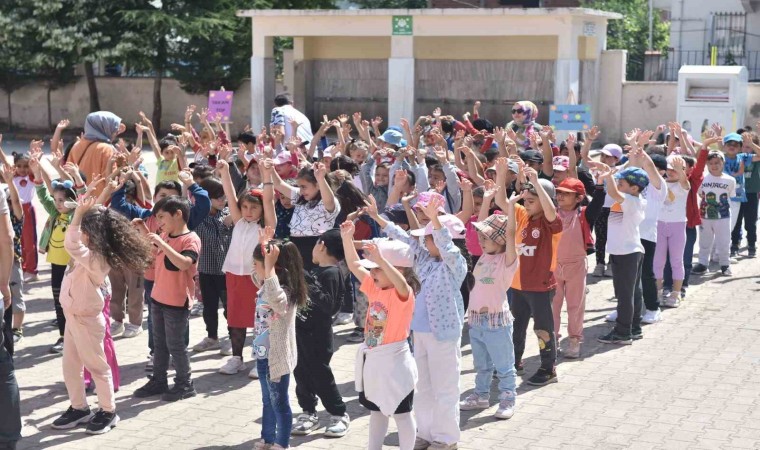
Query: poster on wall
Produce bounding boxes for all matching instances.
[392,16,413,35]
[549,104,591,131]
[208,90,234,122]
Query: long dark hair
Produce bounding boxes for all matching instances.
[253,240,308,308]
[401,267,421,295]
[335,180,368,224]
[81,207,153,272]
[295,166,321,207]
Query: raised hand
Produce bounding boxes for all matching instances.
[421,193,444,219]
[340,220,356,239]
[56,119,70,130]
[362,242,382,264]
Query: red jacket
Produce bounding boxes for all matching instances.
[686,148,708,228]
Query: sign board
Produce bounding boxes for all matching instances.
[583,21,596,37]
[549,104,592,131]
[392,16,413,35]
[208,90,234,122]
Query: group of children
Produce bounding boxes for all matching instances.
[0,98,757,449]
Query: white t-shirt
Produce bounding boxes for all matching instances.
[288,190,341,237]
[0,185,9,215]
[221,219,261,275]
[658,181,689,223]
[606,193,645,255]
[698,173,737,220]
[639,177,667,242]
[270,104,313,143]
[13,176,35,204]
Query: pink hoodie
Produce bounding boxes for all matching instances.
[60,225,111,317]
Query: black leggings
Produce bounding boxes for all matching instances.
[511,289,556,371]
[199,273,228,340]
[294,328,345,416]
[51,264,67,337]
[594,208,610,266]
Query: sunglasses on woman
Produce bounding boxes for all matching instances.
[512,108,525,114]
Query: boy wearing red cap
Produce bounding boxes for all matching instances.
[552,178,606,358]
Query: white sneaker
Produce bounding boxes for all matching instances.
[23,272,38,282]
[641,309,662,324]
[592,264,606,277]
[219,339,233,356]
[564,337,581,359]
[122,324,142,338]
[324,413,350,438]
[333,312,353,325]
[248,365,259,379]
[190,302,204,317]
[291,412,320,436]
[110,321,125,336]
[605,310,618,322]
[663,292,681,308]
[494,392,516,420]
[459,393,489,411]
[218,356,245,375]
[193,337,220,352]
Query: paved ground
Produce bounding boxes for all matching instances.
[6,144,760,449]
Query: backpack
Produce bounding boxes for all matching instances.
[577,206,596,255]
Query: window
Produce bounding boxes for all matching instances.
[712,12,746,56]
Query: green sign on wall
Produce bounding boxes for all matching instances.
[392,16,413,35]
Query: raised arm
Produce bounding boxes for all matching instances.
[455,178,474,224]
[217,159,242,223]
[139,111,162,159]
[340,220,369,282]
[525,167,557,222]
[260,159,277,229]
[581,126,599,165]
[314,162,337,213]
[0,165,23,221]
[504,191,521,265]
[364,241,411,299]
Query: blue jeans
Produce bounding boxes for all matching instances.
[469,320,516,397]
[257,359,292,447]
[145,280,189,355]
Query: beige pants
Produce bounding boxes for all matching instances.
[109,270,145,326]
[62,312,115,412]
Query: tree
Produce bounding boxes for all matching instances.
[0,7,34,130]
[583,0,669,80]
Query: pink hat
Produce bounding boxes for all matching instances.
[552,155,570,172]
[413,191,446,213]
[358,239,414,269]
[410,214,466,239]
[273,151,294,166]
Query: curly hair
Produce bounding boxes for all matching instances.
[80,207,153,273]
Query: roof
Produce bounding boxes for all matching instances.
[237,7,623,20]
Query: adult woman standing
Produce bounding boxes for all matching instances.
[65,112,126,196]
[505,101,544,150]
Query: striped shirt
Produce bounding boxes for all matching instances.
[194,207,233,275]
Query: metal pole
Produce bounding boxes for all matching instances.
[648,0,654,51]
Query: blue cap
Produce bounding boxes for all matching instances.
[723,133,742,144]
[614,167,649,190]
[379,129,403,147]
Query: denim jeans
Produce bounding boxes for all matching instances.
[146,280,189,356]
[469,321,516,398]
[0,303,21,448]
[257,359,292,448]
[151,301,191,385]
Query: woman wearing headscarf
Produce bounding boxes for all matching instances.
[506,101,544,150]
[65,112,125,196]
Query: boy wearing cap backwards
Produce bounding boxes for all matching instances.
[459,189,520,420]
[593,160,648,345]
[552,177,606,358]
[722,132,760,257]
[692,151,737,276]
[494,158,562,386]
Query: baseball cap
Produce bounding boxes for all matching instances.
[707,150,725,161]
[413,191,446,213]
[273,151,293,166]
[723,133,742,144]
[650,153,669,171]
[552,155,570,172]
[358,239,414,269]
[472,214,510,246]
[614,167,650,190]
[378,129,403,147]
[410,214,466,239]
[507,160,519,173]
[600,144,623,160]
[313,144,335,159]
[381,203,409,226]
[523,178,556,200]
[555,177,586,196]
[519,150,543,164]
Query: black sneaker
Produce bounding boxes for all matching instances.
[134,378,168,398]
[748,247,757,258]
[515,361,525,376]
[86,410,119,435]
[51,406,93,429]
[526,368,558,386]
[691,263,708,275]
[597,330,633,345]
[49,337,64,354]
[161,382,197,402]
[730,247,738,258]
[11,328,22,344]
[631,330,643,340]
[721,266,733,276]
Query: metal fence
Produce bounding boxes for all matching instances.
[640,49,760,81]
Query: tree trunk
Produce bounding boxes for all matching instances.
[6,90,12,131]
[84,61,100,112]
[47,85,52,131]
[152,74,162,134]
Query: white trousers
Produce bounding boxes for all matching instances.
[412,332,461,445]
[730,201,741,233]
[699,219,732,266]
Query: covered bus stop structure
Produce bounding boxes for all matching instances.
[237,8,621,130]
